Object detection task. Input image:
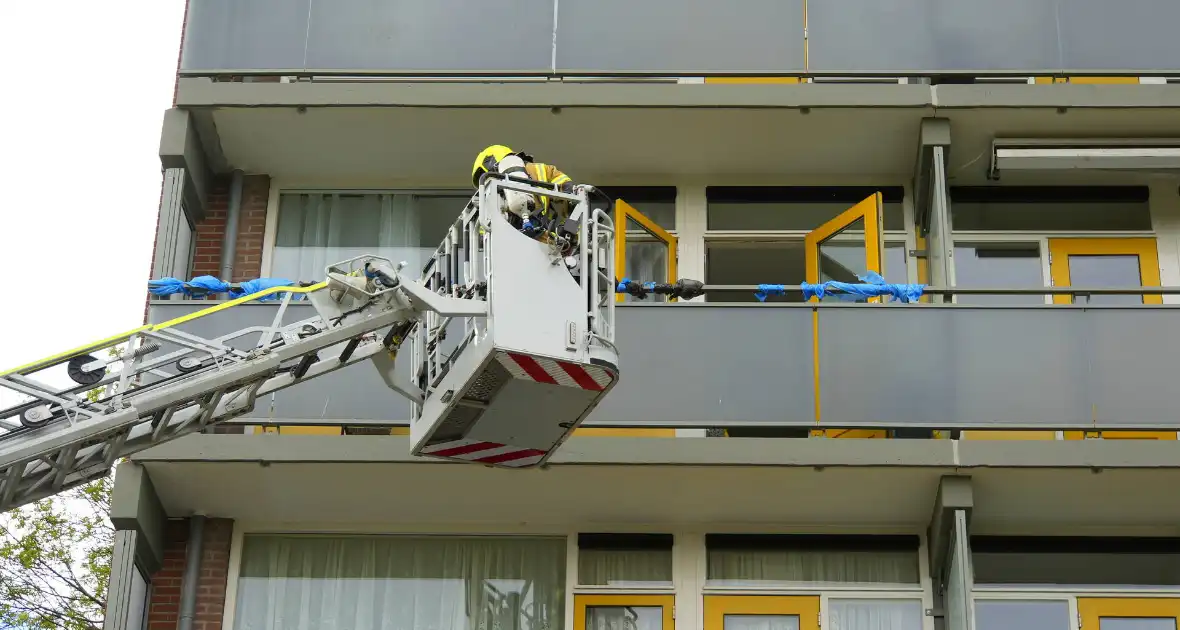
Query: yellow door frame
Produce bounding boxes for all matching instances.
[1078,598,1180,630]
[615,199,678,304]
[704,595,820,630]
[805,193,885,438]
[1049,237,1173,441]
[575,594,676,630]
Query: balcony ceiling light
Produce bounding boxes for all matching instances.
[990,138,1180,178]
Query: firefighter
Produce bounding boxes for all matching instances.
[471,145,576,238]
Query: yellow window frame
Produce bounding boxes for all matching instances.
[804,193,884,434]
[1048,237,1162,305]
[615,199,678,304]
[804,192,885,296]
[575,594,676,630]
[1078,598,1180,630]
[704,595,820,630]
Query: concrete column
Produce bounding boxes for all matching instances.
[1148,180,1180,305]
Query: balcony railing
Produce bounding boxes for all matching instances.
[146,285,1180,435]
[178,0,1180,78]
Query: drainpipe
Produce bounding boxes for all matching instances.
[177,515,206,630]
[221,170,244,281]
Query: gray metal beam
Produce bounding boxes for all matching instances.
[174,77,936,109]
[109,462,167,574]
[174,79,1180,111]
[912,118,952,234]
[131,434,1180,469]
[927,476,973,589]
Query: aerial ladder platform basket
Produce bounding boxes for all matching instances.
[0,176,619,512]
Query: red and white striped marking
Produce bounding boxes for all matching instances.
[418,439,548,467]
[496,352,614,391]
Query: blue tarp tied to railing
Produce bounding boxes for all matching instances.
[148,276,304,301]
[797,271,925,303]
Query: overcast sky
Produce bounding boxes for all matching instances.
[0,1,186,382]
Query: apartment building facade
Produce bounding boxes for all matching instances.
[104,1,1180,630]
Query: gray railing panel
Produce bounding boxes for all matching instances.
[553,0,806,74]
[585,306,816,426]
[304,0,553,72]
[818,306,1090,427]
[1085,308,1180,425]
[180,0,309,71]
[807,0,1061,73]
[1058,0,1180,71]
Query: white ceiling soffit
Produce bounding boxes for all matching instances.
[991,138,1180,178]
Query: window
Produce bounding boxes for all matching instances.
[577,533,674,587]
[828,599,924,630]
[704,188,909,303]
[271,191,470,281]
[126,566,149,630]
[705,535,921,585]
[974,600,1071,630]
[233,534,566,630]
[952,243,1045,305]
[949,186,1152,232]
[598,187,677,303]
[971,536,1180,587]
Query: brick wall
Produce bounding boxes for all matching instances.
[147,517,235,630]
[190,174,271,283]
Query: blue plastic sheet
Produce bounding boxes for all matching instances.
[799,271,925,303]
[147,276,302,301]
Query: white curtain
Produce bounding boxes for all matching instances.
[707,550,920,585]
[724,615,799,630]
[233,535,565,630]
[271,193,435,281]
[828,599,923,630]
[578,549,673,586]
[586,606,665,630]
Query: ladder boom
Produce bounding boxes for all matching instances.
[0,179,620,513]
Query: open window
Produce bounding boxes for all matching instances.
[615,199,678,303]
[804,193,885,302]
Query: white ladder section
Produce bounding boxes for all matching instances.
[0,178,619,513]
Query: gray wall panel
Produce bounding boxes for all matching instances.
[585,306,816,426]
[305,0,554,72]
[181,0,310,70]
[819,307,1089,427]
[808,0,1061,73]
[554,0,805,74]
[1058,0,1180,70]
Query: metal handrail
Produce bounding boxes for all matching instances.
[700,284,1180,296]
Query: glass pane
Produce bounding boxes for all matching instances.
[975,600,1070,630]
[708,200,904,231]
[1101,619,1178,630]
[884,242,908,285]
[622,217,670,303]
[706,241,806,303]
[234,535,565,630]
[272,192,470,281]
[579,549,674,586]
[1067,255,1144,304]
[973,551,1180,586]
[707,549,920,584]
[829,599,923,630]
[818,217,867,283]
[586,605,664,630]
[953,242,1044,305]
[950,200,1152,231]
[725,614,800,630]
